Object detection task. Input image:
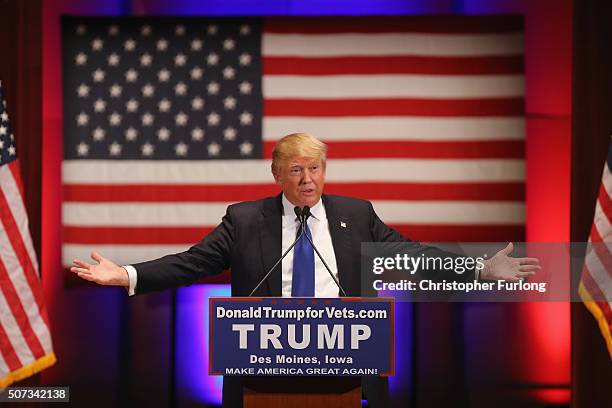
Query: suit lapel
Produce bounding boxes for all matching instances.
[258,195,283,296]
[323,195,356,296]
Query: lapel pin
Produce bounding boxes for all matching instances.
[340,221,347,228]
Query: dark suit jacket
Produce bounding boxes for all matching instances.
[133,194,476,407]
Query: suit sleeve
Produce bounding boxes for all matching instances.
[132,206,235,294]
[367,202,477,282]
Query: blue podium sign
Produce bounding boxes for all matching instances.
[209,297,394,376]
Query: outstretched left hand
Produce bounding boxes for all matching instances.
[481,243,541,282]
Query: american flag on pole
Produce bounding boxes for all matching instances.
[0,82,55,388]
[61,17,525,275]
[579,138,612,359]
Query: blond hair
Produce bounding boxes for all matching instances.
[271,133,327,173]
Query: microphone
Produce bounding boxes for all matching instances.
[299,206,348,297]
[248,207,305,296]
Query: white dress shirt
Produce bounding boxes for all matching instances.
[125,194,340,297]
[280,194,340,297]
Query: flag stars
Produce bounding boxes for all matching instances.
[175,25,186,36]
[207,81,220,95]
[140,53,152,66]
[125,127,138,141]
[92,69,106,82]
[156,38,169,51]
[77,112,89,126]
[223,126,237,141]
[141,142,154,156]
[207,142,221,156]
[158,98,172,112]
[175,82,187,96]
[75,52,87,65]
[207,52,219,66]
[207,111,220,126]
[175,142,188,157]
[76,142,89,156]
[126,99,139,112]
[174,53,187,67]
[8,145,17,156]
[141,25,152,36]
[141,112,154,126]
[191,96,204,110]
[124,39,137,51]
[91,38,104,51]
[123,38,136,51]
[175,112,188,126]
[239,111,253,125]
[142,83,155,97]
[0,125,6,136]
[239,81,252,95]
[92,127,105,141]
[108,25,119,36]
[77,83,90,97]
[158,68,171,82]
[109,112,122,126]
[191,127,204,141]
[93,98,106,112]
[223,38,235,51]
[223,96,237,110]
[239,141,253,156]
[191,38,203,51]
[108,53,120,66]
[76,24,86,35]
[238,53,251,66]
[125,69,138,82]
[110,83,123,98]
[222,66,236,80]
[109,142,122,156]
[157,127,171,141]
[1,112,8,122]
[190,66,203,80]
[239,25,251,35]
[207,25,218,35]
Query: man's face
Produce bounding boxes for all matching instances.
[273,156,326,208]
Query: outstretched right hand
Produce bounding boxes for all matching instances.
[70,252,129,287]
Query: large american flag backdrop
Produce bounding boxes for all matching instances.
[61,16,525,275]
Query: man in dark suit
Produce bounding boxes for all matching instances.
[71,133,539,407]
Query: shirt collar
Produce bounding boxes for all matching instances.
[281,194,325,221]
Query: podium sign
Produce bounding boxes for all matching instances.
[209,297,394,376]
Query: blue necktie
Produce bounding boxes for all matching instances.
[291,220,315,296]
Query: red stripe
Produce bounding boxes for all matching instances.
[264,140,524,159]
[8,161,26,202]
[0,257,45,360]
[263,56,524,76]
[597,184,612,225]
[264,17,523,34]
[63,183,524,203]
[264,98,524,117]
[389,224,524,242]
[0,318,23,371]
[63,224,524,245]
[64,268,232,286]
[0,166,49,329]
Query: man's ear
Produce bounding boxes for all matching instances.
[271,165,281,184]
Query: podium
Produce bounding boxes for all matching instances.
[209,297,394,408]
